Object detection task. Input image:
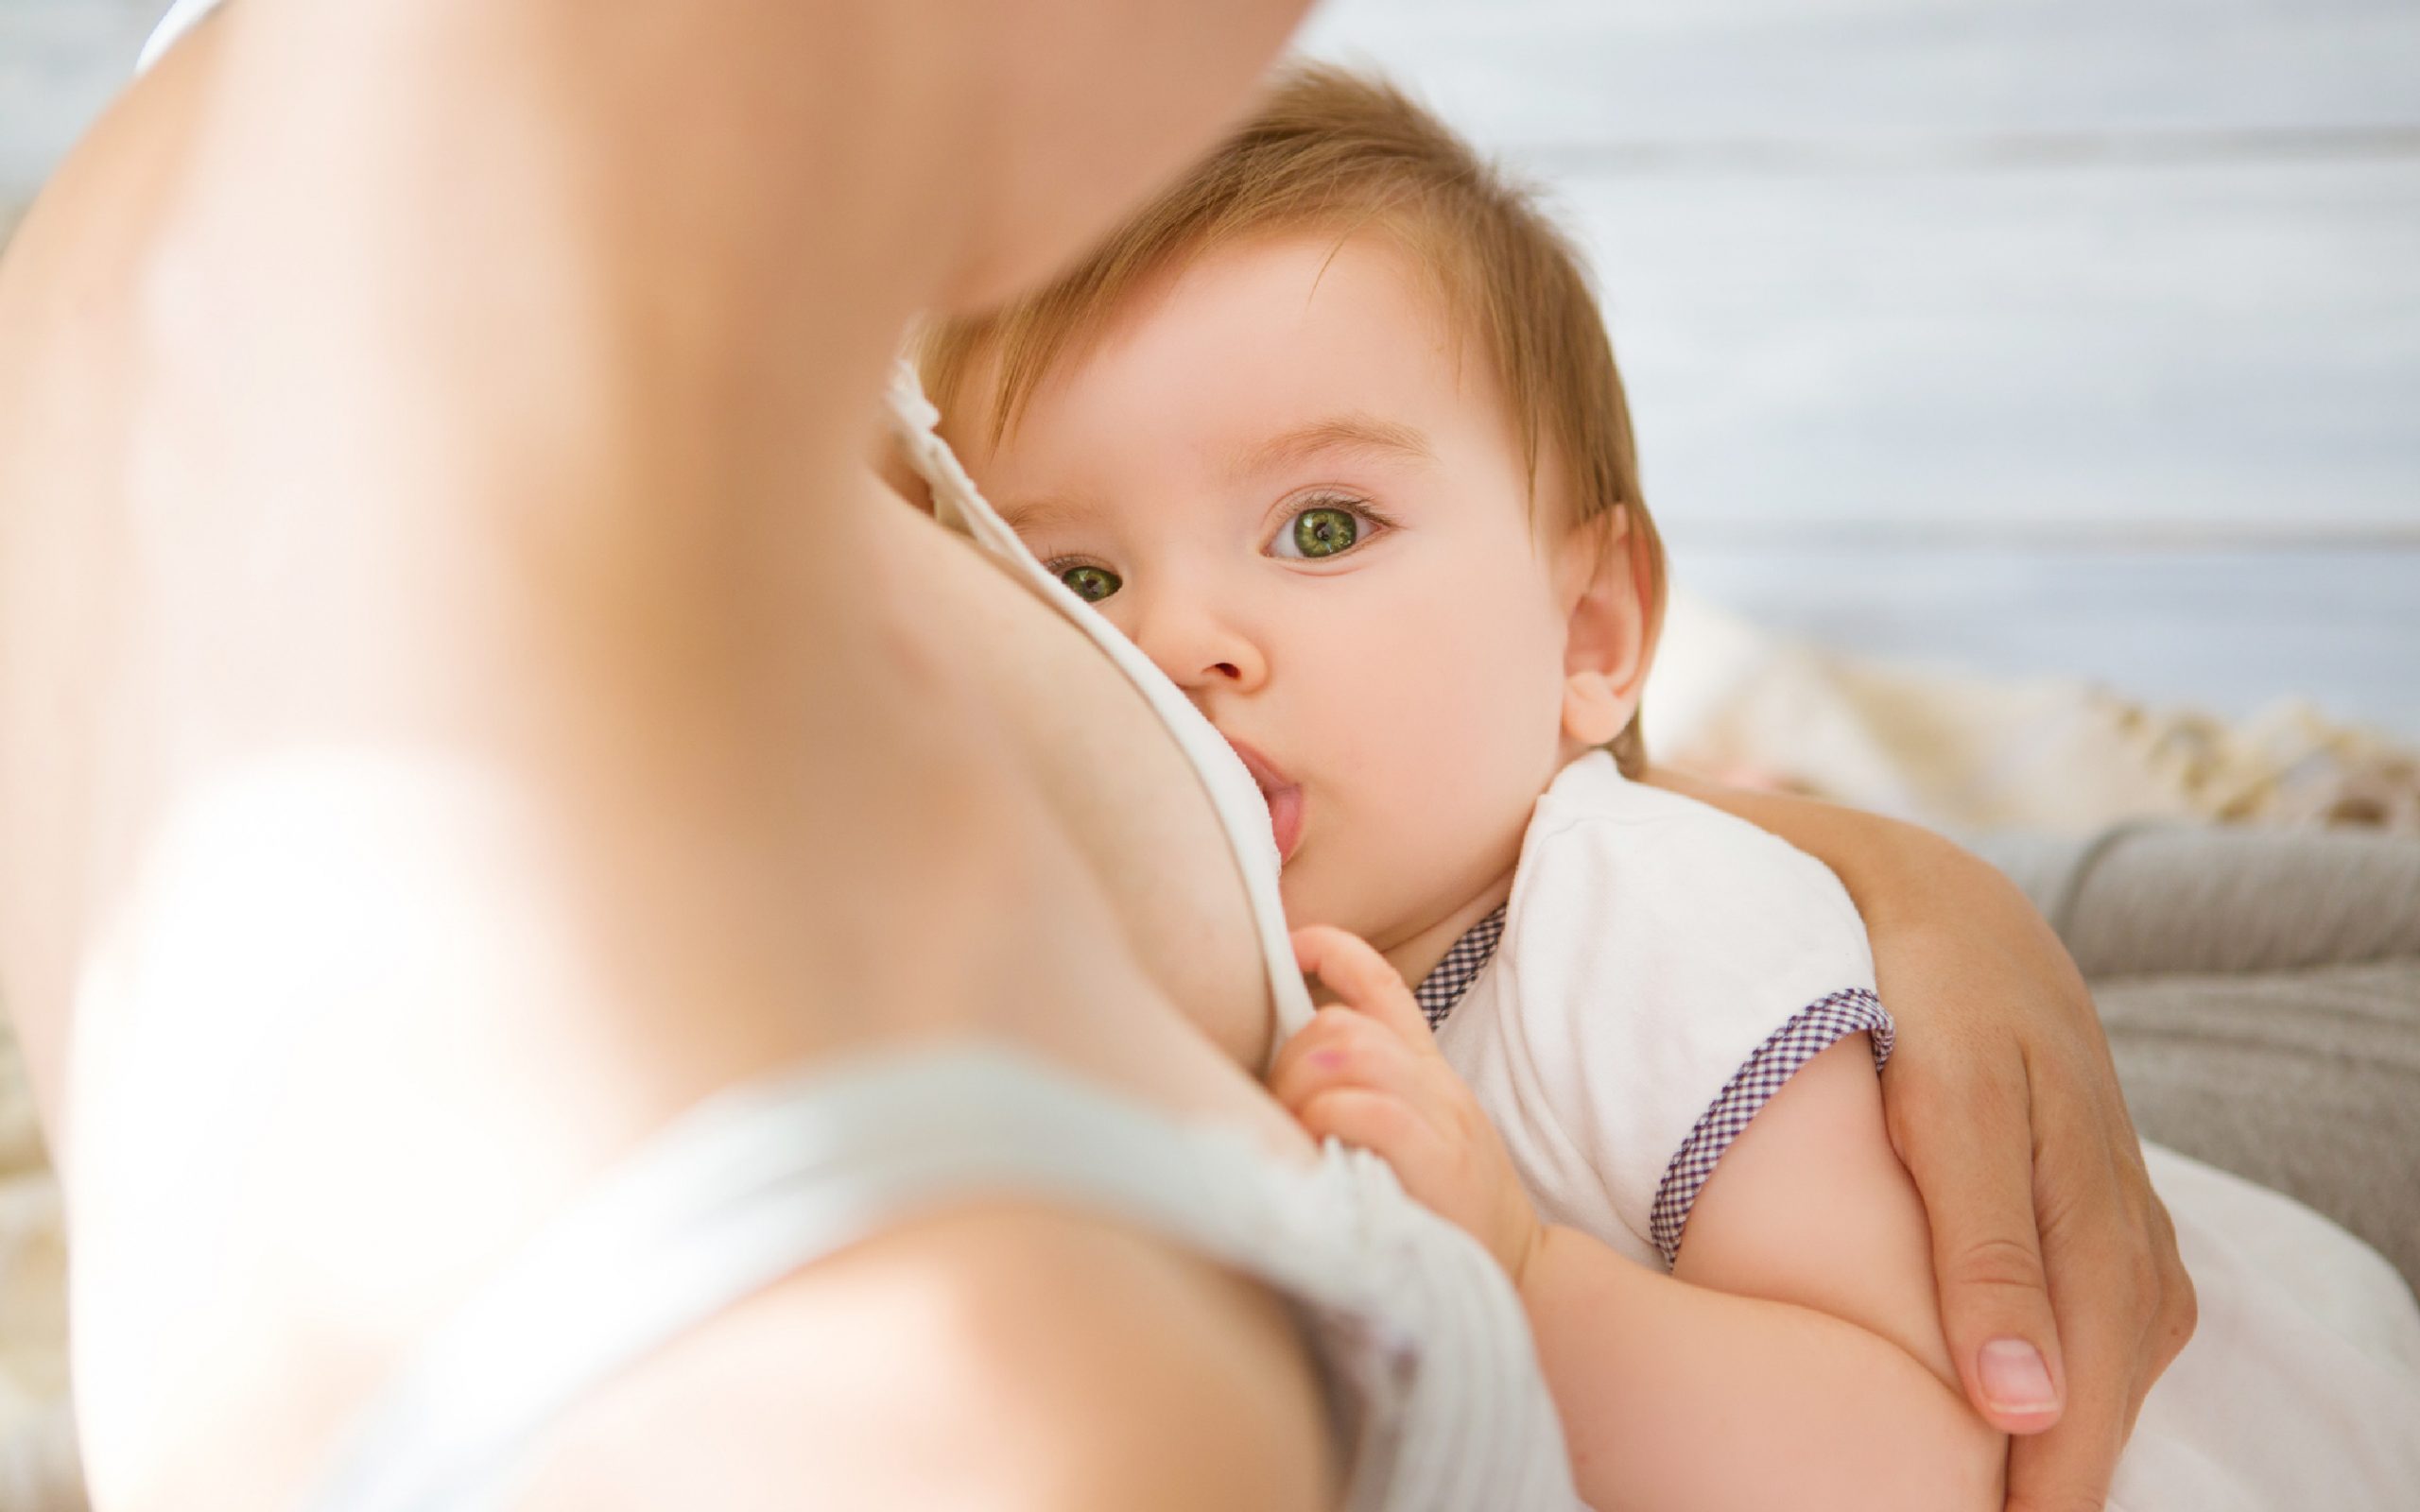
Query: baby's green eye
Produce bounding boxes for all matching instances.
[1291,507,1359,558]
[1059,564,1122,603]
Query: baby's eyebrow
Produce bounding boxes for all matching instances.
[1230,414,1434,478]
[993,495,1092,536]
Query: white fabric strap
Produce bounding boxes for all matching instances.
[296,1047,1579,1512]
[883,362,1317,1054]
[296,1049,1291,1512]
[137,0,223,73]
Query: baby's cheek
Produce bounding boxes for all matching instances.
[1286,616,1556,934]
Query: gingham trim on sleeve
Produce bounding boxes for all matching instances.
[1646,988,1894,1267]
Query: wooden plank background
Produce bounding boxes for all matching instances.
[8,0,2417,734]
[1297,0,2420,736]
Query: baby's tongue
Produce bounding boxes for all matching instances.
[1263,783,1304,868]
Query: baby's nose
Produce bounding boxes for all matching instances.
[1133,595,1268,695]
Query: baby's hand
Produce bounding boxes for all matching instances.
[1275,924,1544,1285]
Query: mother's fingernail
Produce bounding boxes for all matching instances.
[1979,1338,2058,1413]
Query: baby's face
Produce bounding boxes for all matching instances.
[956,233,1590,954]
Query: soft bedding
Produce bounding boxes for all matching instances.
[1971,823,2420,1293]
[1648,589,2420,835]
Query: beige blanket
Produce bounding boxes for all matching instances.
[1647,590,2420,835]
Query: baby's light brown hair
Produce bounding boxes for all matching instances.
[919,63,1667,776]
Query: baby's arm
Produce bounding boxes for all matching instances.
[1522,1036,2004,1510]
[1653,770,2195,1512]
[1280,927,2005,1512]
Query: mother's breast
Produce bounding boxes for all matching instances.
[884,500,1281,1079]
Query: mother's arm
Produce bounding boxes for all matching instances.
[1651,769,2197,1512]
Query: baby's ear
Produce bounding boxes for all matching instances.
[1558,507,1654,747]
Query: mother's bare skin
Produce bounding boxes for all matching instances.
[0,3,1326,1508]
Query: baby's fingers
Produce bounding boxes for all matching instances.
[1295,1085,1451,1177]
[1291,925,1434,1048]
[1270,1009,1428,1120]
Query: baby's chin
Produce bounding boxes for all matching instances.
[1274,863,1390,947]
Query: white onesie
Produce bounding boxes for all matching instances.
[1430,750,2420,1511]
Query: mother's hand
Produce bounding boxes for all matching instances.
[1652,772,2197,1512]
[1871,873,2196,1512]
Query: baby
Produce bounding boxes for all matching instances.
[921,66,2420,1512]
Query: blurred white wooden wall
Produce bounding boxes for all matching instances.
[6,0,2417,733]
[1299,0,2420,735]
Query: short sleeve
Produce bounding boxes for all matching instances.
[1443,755,1891,1269]
[1643,986,1892,1264]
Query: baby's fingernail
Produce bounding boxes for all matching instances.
[1979,1338,2058,1414]
[1310,1049,1345,1071]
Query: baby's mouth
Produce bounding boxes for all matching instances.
[1222,735,1305,865]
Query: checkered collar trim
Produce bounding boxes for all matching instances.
[1411,904,1508,1030]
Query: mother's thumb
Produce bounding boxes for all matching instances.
[1942,1233,2066,1432]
